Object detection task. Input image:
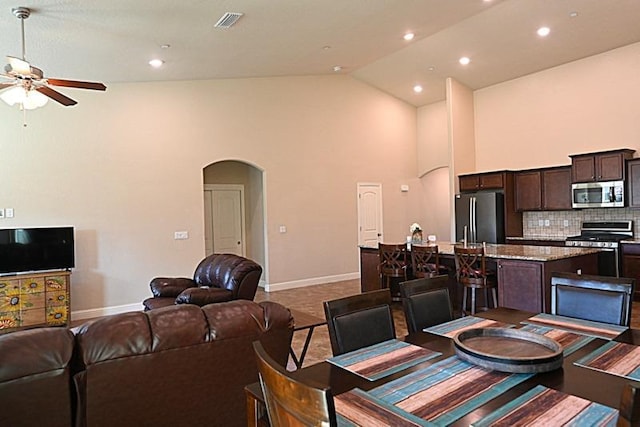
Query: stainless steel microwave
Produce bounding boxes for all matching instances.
[571,180,624,208]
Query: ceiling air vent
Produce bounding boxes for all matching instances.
[214,12,244,28]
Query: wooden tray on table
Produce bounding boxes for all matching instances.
[453,327,563,373]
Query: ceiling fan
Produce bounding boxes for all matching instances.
[0,7,106,110]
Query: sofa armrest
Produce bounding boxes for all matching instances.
[175,287,233,306]
[150,277,196,297]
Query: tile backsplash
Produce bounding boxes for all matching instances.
[523,208,640,239]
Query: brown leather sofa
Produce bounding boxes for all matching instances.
[0,327,75,427]
[0,300,293,427]
[143,253,263,310]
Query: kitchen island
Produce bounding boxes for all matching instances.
[360,243,601,313]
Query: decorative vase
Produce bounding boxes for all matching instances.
[411,231,423,244]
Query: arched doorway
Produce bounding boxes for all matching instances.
[203,160,267,283]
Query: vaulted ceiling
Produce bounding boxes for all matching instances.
[2,0,640,106]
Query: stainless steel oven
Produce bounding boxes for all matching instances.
[565,220,633,277]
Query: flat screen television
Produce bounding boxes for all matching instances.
[0,226,75,274]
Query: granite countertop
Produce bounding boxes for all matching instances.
[361,242,602,262]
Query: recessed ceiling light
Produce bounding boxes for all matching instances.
[160,44,171,49]
[427,66,435,71]
[537,27,551,37]
[332,65,342,72]
[149,59,164,68]
[403,32,415,41]
[323,45,331,50]
[569,11,578,18]
[459,57,471,65]
[413,85,423,93]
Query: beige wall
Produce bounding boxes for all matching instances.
[475,42,640,170]
[0,74,418,315]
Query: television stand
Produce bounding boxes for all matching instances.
[0,270,70,333]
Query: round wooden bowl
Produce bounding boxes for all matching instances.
[453,327,563,373]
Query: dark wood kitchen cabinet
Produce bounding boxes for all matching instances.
[570,149,634,183]
[459,171,505,192]
[627,158,640,208]
[621,243,640,300]
[515,166,571,211]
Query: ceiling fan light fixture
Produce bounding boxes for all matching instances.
[0,85,48,109]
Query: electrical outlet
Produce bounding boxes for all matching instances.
[563,220,569,227]
[544,219,550,226]
[538,220,544,226]
[0,209,4,219]
[5,208,13,218]
[279,225,286,233]
[174,231,188,240]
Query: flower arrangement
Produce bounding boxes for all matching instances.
[410,223,422,234]
[410,223,423,243]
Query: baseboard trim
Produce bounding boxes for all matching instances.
[263,272,359,292]
[72,303,142,320]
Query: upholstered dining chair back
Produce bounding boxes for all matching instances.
[551,272,635,326]
[323,289,395,356]
[254,341,337,427]
[400,275,453,333]
[411,244,440,278]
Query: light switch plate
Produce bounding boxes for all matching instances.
[174,231,188,240]
[5,208,13,218]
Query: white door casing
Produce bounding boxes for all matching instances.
[357,183,383,247]
[204,184,246,256]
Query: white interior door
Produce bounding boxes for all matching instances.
[357,183,383,246]
[204,185,246,256]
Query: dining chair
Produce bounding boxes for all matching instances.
[410,244,441,278]
[378,243,408,292]
[323,289,395,356]
[454,244,498,316]
[253,340,337,427]
[399,275,453,333]
[617,382,640,427]
[551,272,635,326]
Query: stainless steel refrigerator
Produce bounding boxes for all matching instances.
[455,192,505,244]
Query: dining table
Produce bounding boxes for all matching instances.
[249,307,640,426]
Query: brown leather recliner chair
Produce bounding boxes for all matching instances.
[142,253,262,311]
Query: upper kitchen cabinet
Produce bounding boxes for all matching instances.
[515,166,572,211]
[570,149,634,183]
[627,158,640,208]
[459,171,506,192]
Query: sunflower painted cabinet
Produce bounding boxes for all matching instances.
[0,271,70,332]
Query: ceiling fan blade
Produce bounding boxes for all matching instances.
[6,56,31,75]
[36,85,77,106]
[47,78,106,91]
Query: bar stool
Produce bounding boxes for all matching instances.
[410,244,440,278]
[378,243,408,294]
[453,244,497,316]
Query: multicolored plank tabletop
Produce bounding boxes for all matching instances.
[336,388,435,426]
[471,385,618,427]
[575,341,640,381]
[327,339,442,381]
[368,356,533,426]
[520,324,595,356]
[423,316,514,338]
[522,313,627,340]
